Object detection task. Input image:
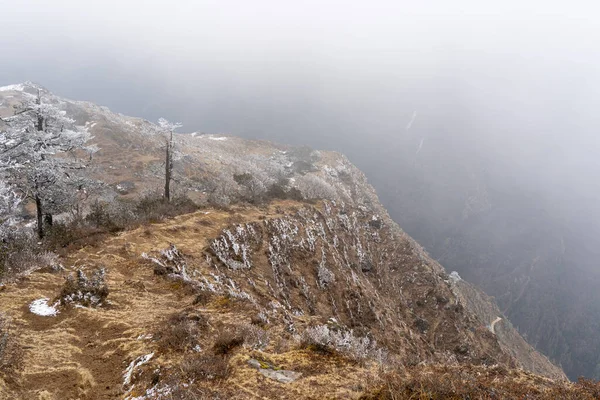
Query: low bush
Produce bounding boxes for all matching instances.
[301,324,387,364]
[58,267,109,307]
[180,353,230,381]
[157,310,208,352]
[213,330,244,356]
[0,232,58,282]
[239,324,270,350]
[87,192,199,232]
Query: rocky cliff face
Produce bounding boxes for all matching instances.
[0,83,566,399]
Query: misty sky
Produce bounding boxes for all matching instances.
[2,0,600,215]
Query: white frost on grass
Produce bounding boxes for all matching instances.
[449,271,462,283]
[0,83,25,92]
[29,298,59,316]
[204,135,228,141]
[126,383,173,400]
[123,352,154,387]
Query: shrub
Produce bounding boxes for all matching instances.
[265,178,304,201]
[134,192,198,223]
[58,267,109,307]
[294,174,338,201]
[166,383,219,399]
[0,233,58,282]
[180,353,230,381]
[239,324,270,350]
[158,310,208,352]
[301,324,386,363]
[213,330,244,355]
[86,193,198,233]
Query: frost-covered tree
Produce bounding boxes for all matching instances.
[0,90,97,238]
[0,180,24,237]
[157,118,182,202]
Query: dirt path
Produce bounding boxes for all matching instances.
[0,246,197,399]
[489,317,502,334]
[0,212,227,399]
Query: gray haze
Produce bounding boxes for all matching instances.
[4,0,600,379]
[3,1,600,187]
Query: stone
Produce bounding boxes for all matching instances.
[248,358,302,384]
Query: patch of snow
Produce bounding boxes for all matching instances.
[127,383,174,400]
[123,353,154,387]
[29,298,59,316]
[201,134,228,141]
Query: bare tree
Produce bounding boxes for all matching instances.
[157,118,182,202]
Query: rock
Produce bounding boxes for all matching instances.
[259,369,302,384]
[248,359,262,369]
[114,180,135,195]
[247,358,302,384]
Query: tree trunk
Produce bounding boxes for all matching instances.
[164,132,172,202]
[36,90,44,132]
[35,194,44,239]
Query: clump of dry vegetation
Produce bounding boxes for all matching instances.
[157,310,208,352]
[213,330,244,356]
[0,232,58,282]
[180,353,230,381]
[301,324,387,364]
[239,323,270,350]
[360,365,600,400]
[0,312,21,377]
[58,267,109,307]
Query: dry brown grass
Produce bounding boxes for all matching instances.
[0,313,22,377]
[180,353,230,381]
[0,200,594,400]
[213,330,244,356]
[157,310,208,352]
[360,365,600,400]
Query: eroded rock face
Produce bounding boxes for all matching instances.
[143,199,559,375]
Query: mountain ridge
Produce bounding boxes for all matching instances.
[0,83,570,399]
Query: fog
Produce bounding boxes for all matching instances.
[3,0,600,379]
[3,1,600,185]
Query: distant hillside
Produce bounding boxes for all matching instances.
[365,111,600,380]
